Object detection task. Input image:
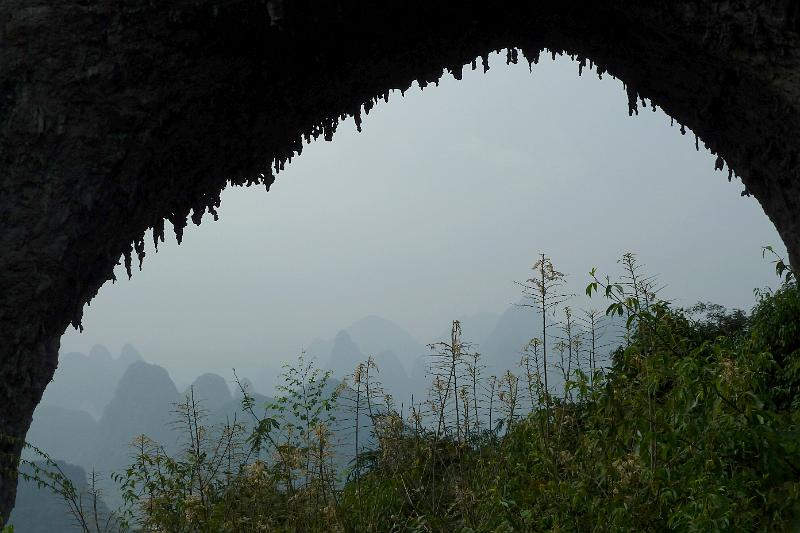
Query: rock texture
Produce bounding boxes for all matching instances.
[1,0,799,520]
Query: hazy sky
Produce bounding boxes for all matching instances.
[60,52,787,385]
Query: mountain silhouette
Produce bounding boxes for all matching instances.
[324,330,412,399]
[345,315,427,374]
[185,372,233,413]
[326,330,364,376]
[89,361,181,507]
[118,343,143,368]
[41,344,143,418]
[98,361,181,449]
[304,338,334,363]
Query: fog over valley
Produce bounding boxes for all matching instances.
[58,54,785,386]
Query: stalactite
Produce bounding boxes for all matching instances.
[263,168,275,191]
[324,119,337,141]
[134,236,145,270]
[152,218,165,252]
[190,205,204,226]
[70,314,84,332]
[169,213,187,245]
[506,48,518,65]
[626,86,639,116]
[354,108,363,132]
[530,49,541,66]
[123,243,133,279]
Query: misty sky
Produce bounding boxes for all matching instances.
[60,52,787,385]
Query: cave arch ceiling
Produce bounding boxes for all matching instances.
[1,0,799,515]
[1,0,799,516]
[3,0,800,350]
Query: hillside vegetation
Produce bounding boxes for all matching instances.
[8,254,800,532]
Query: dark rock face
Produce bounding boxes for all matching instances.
[1,0,799,520]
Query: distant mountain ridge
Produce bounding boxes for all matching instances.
[185,372,233,412]
[21,362,244,529]
[345,315,428,374]
[322,330,412,399]
[19,311,623,528]
[40,343,143,419]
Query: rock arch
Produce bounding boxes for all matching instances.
[1,0,799,519]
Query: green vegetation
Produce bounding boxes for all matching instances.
[15,253,800,532]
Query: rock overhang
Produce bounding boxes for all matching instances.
[1,0,799,520]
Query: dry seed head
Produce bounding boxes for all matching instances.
[720,358,738,386]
